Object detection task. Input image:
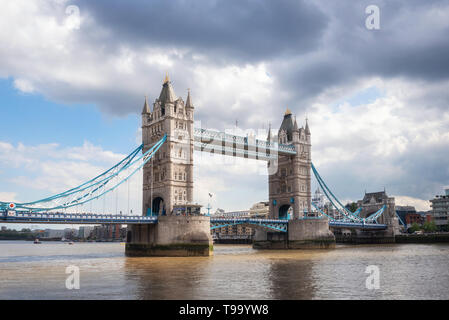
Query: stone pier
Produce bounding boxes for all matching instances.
[253,219,335,249]
[125,216,213,257]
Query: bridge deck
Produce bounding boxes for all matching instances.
[1,211,387,230]
[0,211,157,225]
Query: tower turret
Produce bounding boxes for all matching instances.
[292,117,300,142]
[305,118,310,136]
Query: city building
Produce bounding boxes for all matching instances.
[430,188,449,231]
[395,205,427,229]
[78,226,94,239]
[92,224,126,241]
[249,201,269,218]
[312,188,325,209]
[43,229,65,239]
[64,228,78,240]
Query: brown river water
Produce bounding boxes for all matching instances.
[0,241,448,300]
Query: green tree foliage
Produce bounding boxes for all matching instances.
[409,222,421,233]
[422,221,437,233]
[346,202,358,212]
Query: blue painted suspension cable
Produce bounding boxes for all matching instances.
[15,135,166,212]
[311,165,357,221]
[311,202,335,221]
[15,144,143,206]
[18,141,160,210]
[311,163,360,220]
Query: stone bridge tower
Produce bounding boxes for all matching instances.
[126,76,212,257]
[141,75,194,216]
[268,109,312,219]
[255,108,335,249]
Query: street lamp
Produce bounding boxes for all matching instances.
[207,193,213,216]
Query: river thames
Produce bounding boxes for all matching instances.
[0,241,448,300]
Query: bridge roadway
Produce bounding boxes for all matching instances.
[0,210,387,231]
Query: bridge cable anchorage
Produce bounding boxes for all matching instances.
[1,135,167,213]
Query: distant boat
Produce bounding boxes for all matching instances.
[33,239,41,244]
[68,241,74,245]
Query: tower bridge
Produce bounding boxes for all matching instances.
[0,76,399,256]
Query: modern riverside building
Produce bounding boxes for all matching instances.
[430,189,449,231]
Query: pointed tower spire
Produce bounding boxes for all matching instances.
[142,95,150,114]
[267,122,272,141]
[186,88,194,108]
[305,117,310,135]
[159,75,176,103]
[293,116,299,131]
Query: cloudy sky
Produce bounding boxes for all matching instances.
[1,0,449,228]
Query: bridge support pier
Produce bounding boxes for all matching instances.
[125,216,213,257]
[253,219,335,249]
[332,227,396,244]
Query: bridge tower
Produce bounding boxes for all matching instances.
[141,75,195,216]
[268,108,312,219]
[126,76,212,257]
[254,109,335,249]
[353,191,400,243]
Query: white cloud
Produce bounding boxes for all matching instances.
[0,0,448,213]
[0,192,18,203]
[0,140,125,197]
[395,195,431,212]
[193,63,274,128]
[13,78,35,93]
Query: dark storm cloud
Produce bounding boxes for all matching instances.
[58,0,449,119]
[263,0,449,113]
[74,0,328,63]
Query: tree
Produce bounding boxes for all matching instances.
[423,221,437,233]
[346,202,358,212]
[409,222,421,233]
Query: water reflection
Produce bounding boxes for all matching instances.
[124,245,276,299]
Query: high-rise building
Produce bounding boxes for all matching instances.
[430,188,449,230]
